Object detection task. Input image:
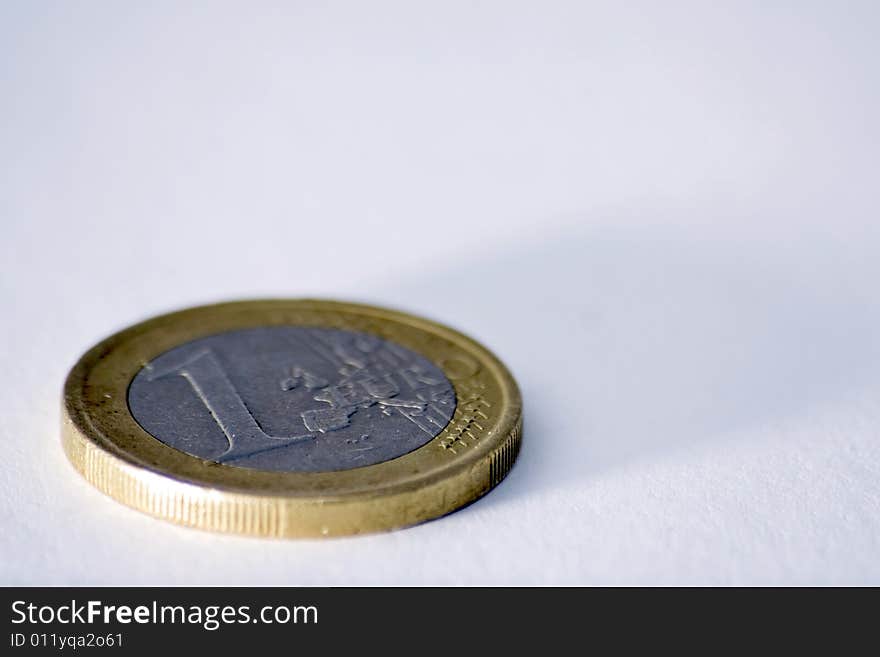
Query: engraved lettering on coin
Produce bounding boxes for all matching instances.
[127,327,456,472]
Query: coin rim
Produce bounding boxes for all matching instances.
[61,299,522,537]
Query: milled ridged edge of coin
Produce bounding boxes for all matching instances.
[61,299,523,538]
[61,412,522,537]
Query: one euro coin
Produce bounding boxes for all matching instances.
[62,299,522,537]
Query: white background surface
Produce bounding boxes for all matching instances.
[2,1,879,585]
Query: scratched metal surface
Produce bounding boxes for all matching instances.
[127,327,456,472]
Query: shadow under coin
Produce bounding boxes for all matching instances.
[366,220,880,510]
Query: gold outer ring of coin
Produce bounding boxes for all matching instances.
[62,299,522,538]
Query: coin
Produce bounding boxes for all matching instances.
[62,300,522,537]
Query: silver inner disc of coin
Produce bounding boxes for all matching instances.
[127,326,456,472]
